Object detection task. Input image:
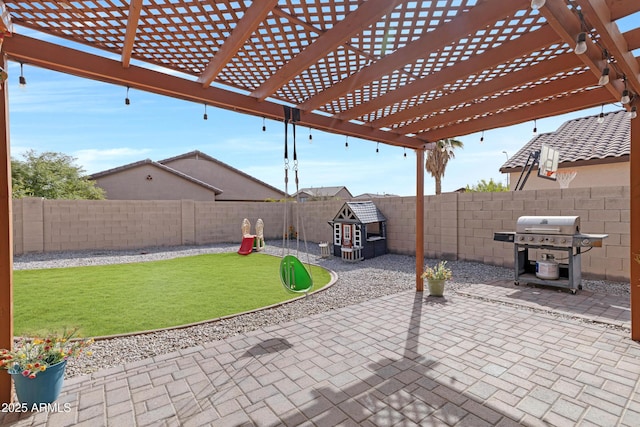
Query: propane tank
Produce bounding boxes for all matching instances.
[536,253,559,280]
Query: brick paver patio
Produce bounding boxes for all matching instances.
[1,281,638,426]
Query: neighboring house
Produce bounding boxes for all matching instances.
[159,151,284,201]
[294,186,353,202]
[500,110,630,190]
[353,193,399,199]
[90,150,285,201]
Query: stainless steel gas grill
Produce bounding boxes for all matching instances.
[494,216,607,293]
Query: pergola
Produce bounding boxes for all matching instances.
[0,0,638,403]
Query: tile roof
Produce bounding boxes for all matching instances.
[500,110,630,171]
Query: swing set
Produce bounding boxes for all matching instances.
[279,106,314,294]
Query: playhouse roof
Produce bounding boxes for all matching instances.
[332,201,386,225]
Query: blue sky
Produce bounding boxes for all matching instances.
[8,62,622,197]
[6,19,632,197]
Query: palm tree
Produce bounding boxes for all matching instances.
[425,138,464,195]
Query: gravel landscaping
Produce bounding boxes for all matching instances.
[14,242,630,378]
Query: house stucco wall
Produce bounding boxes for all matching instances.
[164,158,283,201]
[93,164,218,201]
[14,186,630,281]
[508,161,628,191]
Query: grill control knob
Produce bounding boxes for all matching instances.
[528,236,534,242]
[560,238,567,244]
[548,238,555,243]
[582,238,591,246]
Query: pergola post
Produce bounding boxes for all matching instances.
[0,54,14,403]
[416,147,424,292]
[631,112,639,341]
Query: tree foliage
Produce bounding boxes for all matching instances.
[11,150,105,199]
[465,178,509,192]
[425,138,464,195]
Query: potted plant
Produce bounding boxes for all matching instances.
[0,329,93,407]
[421,260,452,297]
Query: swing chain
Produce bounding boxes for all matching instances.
[284,158,289,186]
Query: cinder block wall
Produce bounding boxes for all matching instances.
[194,201,287,244]
[41,199,183,251]
[13,186,630,281]
[12,198,23,255]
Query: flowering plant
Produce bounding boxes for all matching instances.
[0,329,93,379]
[421,261,452,281]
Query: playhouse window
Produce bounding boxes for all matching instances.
[367,222,381,238]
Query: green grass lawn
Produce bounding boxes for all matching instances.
[14,253,331,337]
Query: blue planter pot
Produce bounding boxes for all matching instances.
[10,360,66,407]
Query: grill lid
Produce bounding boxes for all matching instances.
[516,216,580,235]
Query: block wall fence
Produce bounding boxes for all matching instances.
[13,185,630,281]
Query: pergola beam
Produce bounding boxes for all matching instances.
[250,0,406,101]
[198,0,279,87]
[394,53,586,135]
[2,33,427,150]
[423,86,613,141]
[297,0,530,113]
[627,28,640,51]
[0,53,12,405]
[122,0,142,68]
[537,0,625,101]
[607,0,640,20]
[416,147,424,292]
[335,25,562,123]
[575,0,640,97]
[408,72,596,134]
[631,100,640,341]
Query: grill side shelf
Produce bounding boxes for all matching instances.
[493,232,515,242]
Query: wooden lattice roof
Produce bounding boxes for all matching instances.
[0,0,639,149]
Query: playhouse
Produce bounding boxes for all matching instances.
[329,201,387,261]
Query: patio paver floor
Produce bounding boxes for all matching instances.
[1,280,638,426]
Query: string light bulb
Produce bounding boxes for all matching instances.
[376,142,379,154]
[621,89,631,105]
[628,106,638,119]
[597,105,604,124]
[262,117,266,132]
[598,67,610,86]
[345,136,349,150]
[403,148,407,158]
[531,0,546,9]
[19,63,26,87]
[203,104,208,120]
[533,119,538,136]
[574,32,588,55]
[309,128,312,143]
[480,131,484,144]
[125,86,130,105]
